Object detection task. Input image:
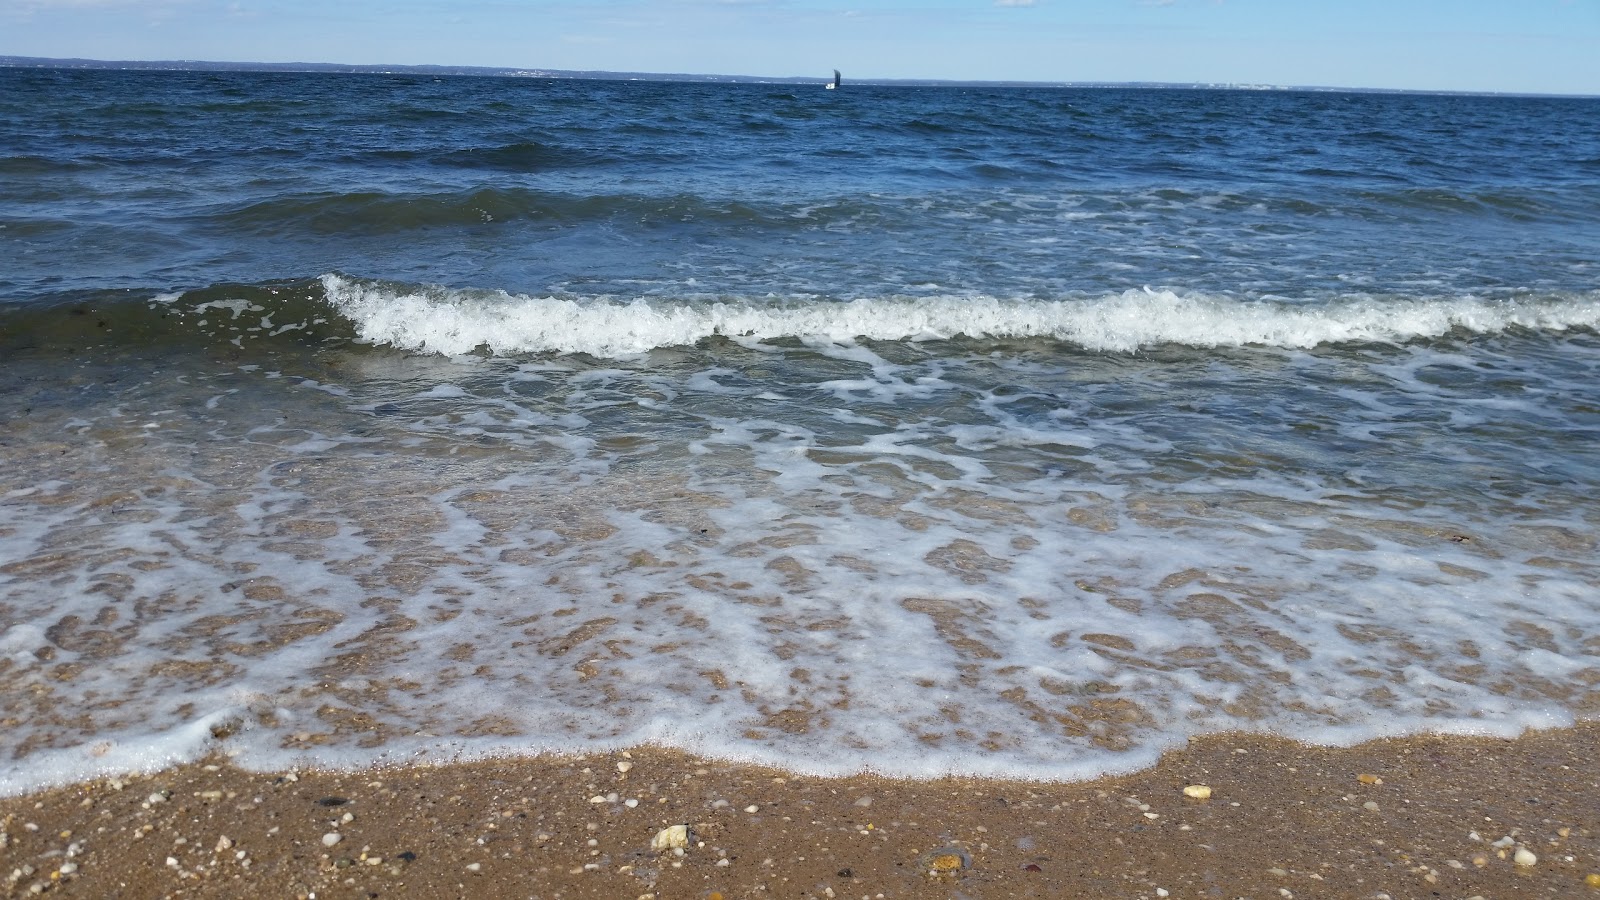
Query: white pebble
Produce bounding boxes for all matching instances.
[1513,848,1537,867]
[466,862,482,873]
[745,805,760,813]
[617,761,633,773]
[1182,784,1212,800]
[321,833,342,848]
[57,863,78,877]
[854,797,873,807]
[651,825,690,852]
[624,798,639,809]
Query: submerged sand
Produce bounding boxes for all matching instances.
[3,723,1599,899]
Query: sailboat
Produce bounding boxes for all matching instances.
[825,69,840,90]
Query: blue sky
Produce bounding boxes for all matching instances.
[3,0,1598,95]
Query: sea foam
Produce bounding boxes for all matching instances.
[321,274,1600,357]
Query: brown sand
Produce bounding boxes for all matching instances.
[3,723,1599,899]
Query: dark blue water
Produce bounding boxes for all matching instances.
[2,68,1600,791]
[4,69,1597,304]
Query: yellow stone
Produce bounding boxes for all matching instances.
[929,854,964,872]
[1182,784,1213,800]
[1356,774,1383,785]
[1585,873,1600,888]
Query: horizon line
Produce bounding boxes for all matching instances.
[2,54,1596,100]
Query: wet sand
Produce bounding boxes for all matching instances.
[3,723,1599,899]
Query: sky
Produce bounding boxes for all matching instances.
[2,0,1598,95]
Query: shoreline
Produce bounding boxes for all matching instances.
[3,723,1598,898]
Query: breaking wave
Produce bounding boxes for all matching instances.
[322,274,1600,357]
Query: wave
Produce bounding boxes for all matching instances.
[319,275,1600,357]
[6,276,1596,360]
[0,280,356,356]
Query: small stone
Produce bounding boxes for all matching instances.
[215,835,233,852]
[321,833,342,848]
[744,805,759,813]
[1584,873,1600,888]
[854,797,873,807]
[466,862,482,873]
[1356,774,1383,785]
[56,863,78,877]
[1513,848,1537,867]
[1362,801,1380,811]
[1182,784,1212,800]
[922,848,969,874]
[147,792,168,805]
[617,761,633,773]
[651,825,690,852]
[624,798,639,809]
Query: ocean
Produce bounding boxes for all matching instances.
[2,68,1599,794]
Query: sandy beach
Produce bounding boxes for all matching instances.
[3,722,1597,899]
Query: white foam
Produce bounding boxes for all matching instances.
[321,274,1600,357]
[2,319,1598,796]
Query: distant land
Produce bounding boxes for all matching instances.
[0,55,1585,97]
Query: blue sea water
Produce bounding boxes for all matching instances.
[2,68,1599,792]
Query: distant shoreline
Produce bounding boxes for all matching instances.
[4,54,1594,99]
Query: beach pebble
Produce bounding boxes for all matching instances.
[1362,801,1380,811]
[1356,774,1383,785]
[921,848,970,874]
[651,824,690,852]
[617,761,633,773]
[1182,784,1212,800]
[321,833,342,848]
[1513,848,1537,867]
